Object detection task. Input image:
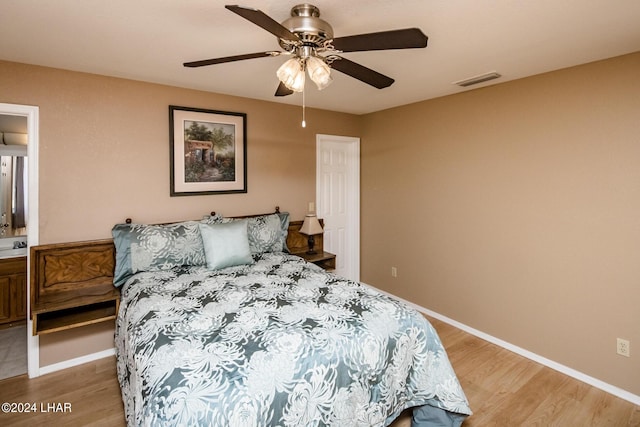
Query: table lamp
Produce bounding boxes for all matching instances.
[299,214,323,254]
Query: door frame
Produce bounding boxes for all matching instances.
[0,103,40,377]
[316,134,360,281]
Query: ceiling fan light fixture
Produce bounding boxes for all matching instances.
[277,58,305,92]
[306,55,332,90]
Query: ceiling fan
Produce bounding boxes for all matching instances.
[184,4,429,97]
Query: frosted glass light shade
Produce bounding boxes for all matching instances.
[277,58,305,92]
[306,56,333,90]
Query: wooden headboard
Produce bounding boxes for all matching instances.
[31,239,117,310]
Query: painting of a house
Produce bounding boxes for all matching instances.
[183,120,235,182]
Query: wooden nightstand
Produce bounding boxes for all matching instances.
[31,240,119,335]
[297,251,336,271]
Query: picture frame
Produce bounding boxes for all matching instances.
[169,105,247,196]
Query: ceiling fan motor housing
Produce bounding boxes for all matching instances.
[279,4,333,50]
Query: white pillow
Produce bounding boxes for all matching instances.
[198,220,253,270]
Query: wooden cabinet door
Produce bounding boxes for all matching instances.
[0,257,27,325]
[12,273,26,320]
[0,277,11,323]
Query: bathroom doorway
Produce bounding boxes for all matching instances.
[0,103,39,379]
[0,113,28,380]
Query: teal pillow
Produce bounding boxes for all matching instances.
[112,221,205,287]
[199,220,253,270]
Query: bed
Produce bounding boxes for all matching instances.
[54,208,471,426]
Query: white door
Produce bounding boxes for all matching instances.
[316,134,360,281]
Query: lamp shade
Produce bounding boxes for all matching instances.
[299,214,323,236]
[277,58,305,92]
[306,56,333,90]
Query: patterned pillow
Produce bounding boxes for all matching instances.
[112,221,205,287]
[277,212,291,253]
[246,213,284,254]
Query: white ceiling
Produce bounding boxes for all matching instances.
[1,0,639,115]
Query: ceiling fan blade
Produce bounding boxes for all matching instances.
[275,82,294,97]
[332,28,428,52]
[184,52,274,67]
[330,57,395,89]
[225,5,299,42]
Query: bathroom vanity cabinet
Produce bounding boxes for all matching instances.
[0,256,27,327]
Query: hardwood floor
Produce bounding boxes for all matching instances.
[0,353,124,427]
[432,316,640,426]
[0,317,638,426]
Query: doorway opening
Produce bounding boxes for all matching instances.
[0,103,40,379]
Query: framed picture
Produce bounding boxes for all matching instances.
[169,105,247,196]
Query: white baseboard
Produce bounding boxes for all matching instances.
[362,282,640,407]
[38,348,115,376]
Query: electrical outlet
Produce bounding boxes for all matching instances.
[391,267,397,278]
[617,338,630,357]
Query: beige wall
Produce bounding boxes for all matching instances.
[0,60,361,365]
[361,52,640,395]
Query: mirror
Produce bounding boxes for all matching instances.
[0,114,28,238]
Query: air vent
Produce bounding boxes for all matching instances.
[453,72,501,87]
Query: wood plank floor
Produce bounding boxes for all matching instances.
[0,316,638,426]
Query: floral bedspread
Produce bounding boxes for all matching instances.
[115,252,471,426]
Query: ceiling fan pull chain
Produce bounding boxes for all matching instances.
[302,86,306,128]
